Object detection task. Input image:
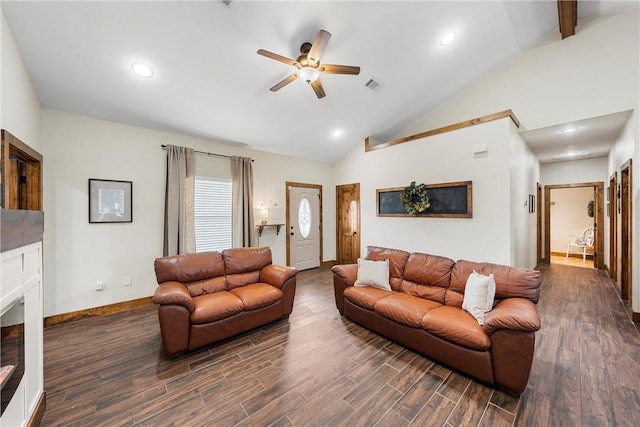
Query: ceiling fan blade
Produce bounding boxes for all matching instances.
[270,74,297,92]
[320,64,361,75]
[257,49,300,68]
[307,30,331,65]
[310,79,326,99]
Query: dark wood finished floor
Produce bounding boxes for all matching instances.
[41,263,640,426]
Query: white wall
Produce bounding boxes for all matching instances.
[540,157,608,186]
[509,123,540,268]
[550,187,594,253]
[0,9,42,150]
[42,109,334,317]
[334,117,517,266]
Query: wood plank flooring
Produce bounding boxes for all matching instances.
[40,263,640,426]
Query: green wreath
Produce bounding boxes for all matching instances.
[402,181,431,215]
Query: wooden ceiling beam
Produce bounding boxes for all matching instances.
[558,0,578,39]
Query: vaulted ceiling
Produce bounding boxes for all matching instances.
[2,1,638,163]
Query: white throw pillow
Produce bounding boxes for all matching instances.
[462,270,496,325]
[354,258,391,291]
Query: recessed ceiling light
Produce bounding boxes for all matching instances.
[440,31,456,46]
[331,129,344,138]
[131,62,154,78]
[562,127,578,133]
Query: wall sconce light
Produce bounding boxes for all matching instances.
[260,208,269,225]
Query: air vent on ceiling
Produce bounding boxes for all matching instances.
[365,77,383,92]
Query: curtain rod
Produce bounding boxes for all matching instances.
[161,145,253,161]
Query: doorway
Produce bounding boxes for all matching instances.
[537,182,543,264]
[609,172,617,282]
[336,183,361,264]
[620,160,632,310]
[544,182,604,269]
[286,182,322,270]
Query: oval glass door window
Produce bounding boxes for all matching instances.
[298,198,312,239]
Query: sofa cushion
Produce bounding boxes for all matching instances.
[462,270,496,325]
[365,246,410,291]
[186,276,228,297]
[230,283,283,311]
[223,247,273,290]
[344,286,395,310]
[223,247,272,274]
[450,260,541,304]
[421,306,491,351]
[403,252,455,288]
[155,251,225,284]
[191,291,244,324]
[354,258,391,291]
[374,294,441,328]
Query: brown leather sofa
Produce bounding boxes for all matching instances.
[153,246,297,359]
[332,246,541,396]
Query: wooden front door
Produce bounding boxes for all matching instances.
[621,161,632,307]
[609,173,617,282]
[336,183,360,264]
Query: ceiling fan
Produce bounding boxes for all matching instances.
[257,29,360,99]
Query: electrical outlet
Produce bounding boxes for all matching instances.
[123,276,132,286]
[95,281,105,291]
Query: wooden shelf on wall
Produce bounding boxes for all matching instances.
[256,224,285,237]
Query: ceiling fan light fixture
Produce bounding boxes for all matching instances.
[297,66,320,84]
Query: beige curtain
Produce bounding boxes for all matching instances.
[231,156,255,247]
[163,145,195,256]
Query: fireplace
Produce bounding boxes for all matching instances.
[1,296,25,416]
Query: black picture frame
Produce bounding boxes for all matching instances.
[377,181,472,218]
[89,179,132,223]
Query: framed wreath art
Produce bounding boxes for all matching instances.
[402,181,431,215]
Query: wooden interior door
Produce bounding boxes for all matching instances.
[621,161,632,306]
[609,173,617,282]
[537,182,543,264]
[336,183,360,264]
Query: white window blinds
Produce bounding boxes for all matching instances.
[194,176,232,252]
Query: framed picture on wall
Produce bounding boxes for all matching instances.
[89,179,133,223]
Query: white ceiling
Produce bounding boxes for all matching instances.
[2,1,638,163]
[520,110,633,164]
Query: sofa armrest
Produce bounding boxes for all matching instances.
[483,298,540,335]
[331,264,358,287]
[152,281,195,312]
[260,264,298,289]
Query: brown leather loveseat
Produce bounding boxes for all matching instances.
[332,246,541,396]
[153,246,297,358]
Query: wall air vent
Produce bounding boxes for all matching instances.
[365,77,383,92]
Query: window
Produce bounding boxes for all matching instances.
[194,177,232,252]
[298,197,312,239]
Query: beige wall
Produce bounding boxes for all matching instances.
[42,109,334,317]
